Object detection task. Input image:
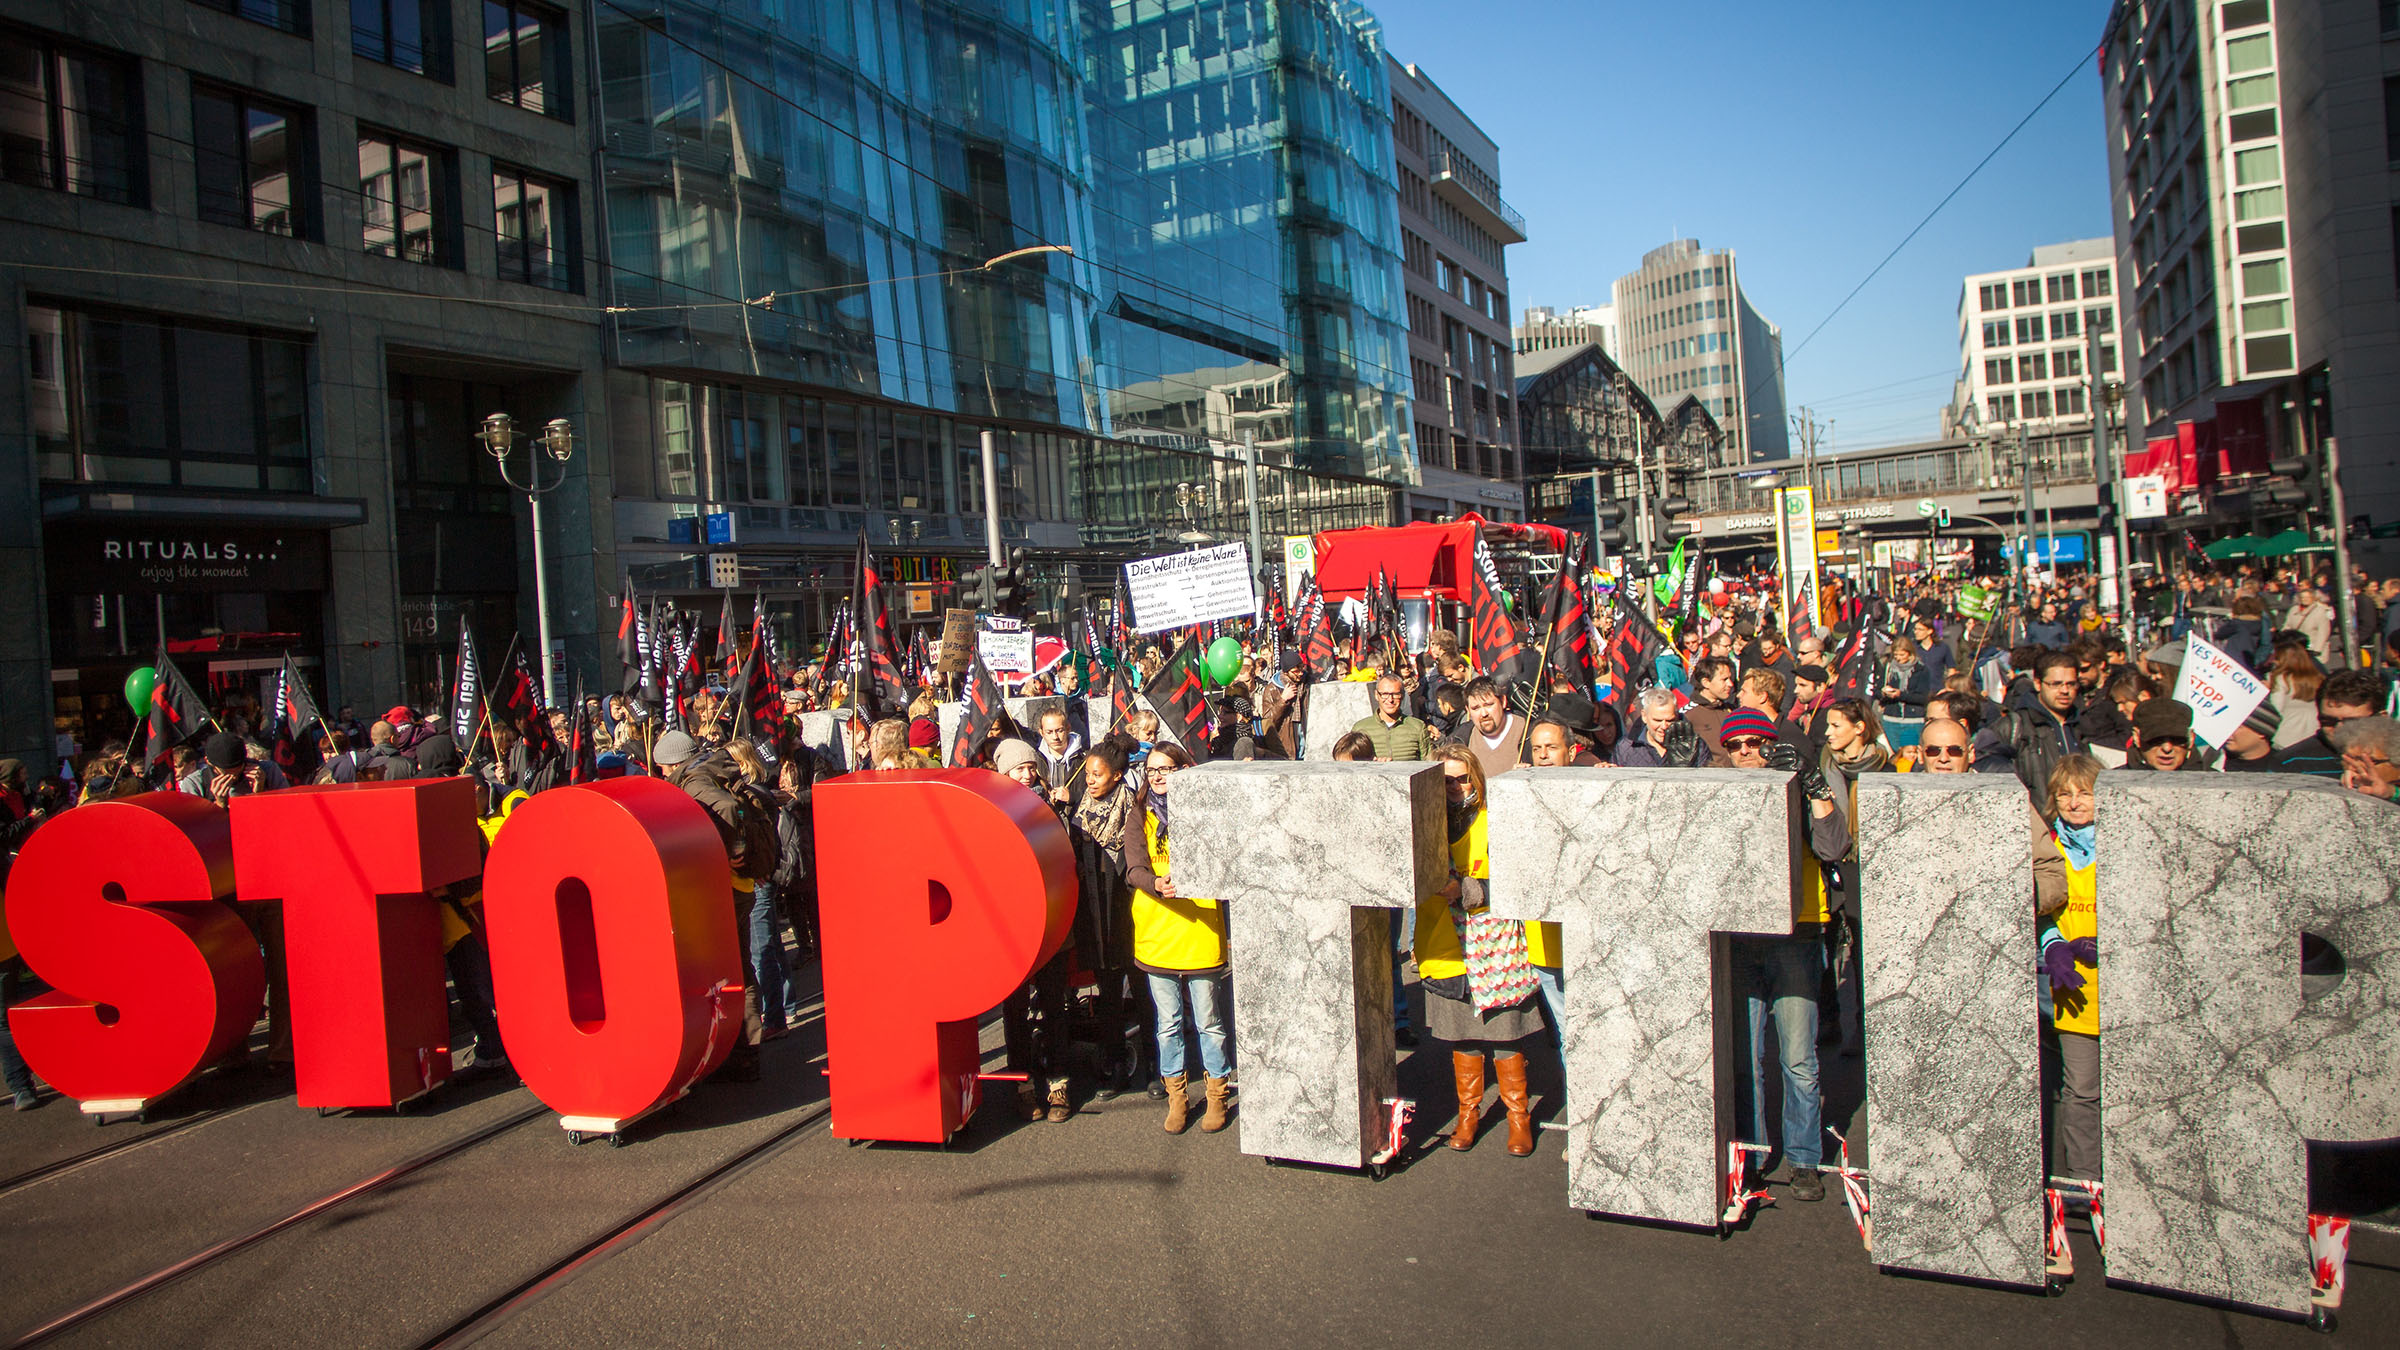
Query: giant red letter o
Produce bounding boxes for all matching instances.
[481,779,743,1124]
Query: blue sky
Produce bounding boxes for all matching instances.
[1369,0,2116,450]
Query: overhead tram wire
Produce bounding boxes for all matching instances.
[1731,44,2100,433]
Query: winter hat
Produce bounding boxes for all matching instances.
[2133,698,2195,743]
[993,739,1040,776]
[2142,638,2187,669]
[652,730,700,766]
[203,731,247,771]
[909,717,940,749]
[1278,647,1304,673]
[1795,663,1831,685]
[383,705,415,728]
[2241,700,2282,740]
[1718,709,1779,744]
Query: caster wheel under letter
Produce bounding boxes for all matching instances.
[2309,1307,2337,1335]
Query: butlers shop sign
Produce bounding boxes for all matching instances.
[5,765,2389,1325]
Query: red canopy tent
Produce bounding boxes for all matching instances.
[1309,513,1568,602]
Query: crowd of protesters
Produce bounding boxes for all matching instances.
[3,548,2397,1227]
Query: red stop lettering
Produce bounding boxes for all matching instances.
[481,779,743,1124]
[230,780,482,1109]
[815,770,1075,1142]
[4,795,262,1103]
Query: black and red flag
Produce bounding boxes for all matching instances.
[1299,574,1340,681]
[144,648,214,769]
[852,533,910,719]
[1143,638,1214,763]
[269,651,326,776]
[567,670,598,784]
[452,618,485,745]
[738,623,785,746]
[1823,623,1883,706]
[1602,593,1669,719]
[714,590,741,682]
[813,600,852,693]
[500,643,560,759]
[617,588,644,695]
[1538,533,1598,692]
[1466,535,1529,682]
[950,654,1005,768]
[1677,541,1708,637]
[1108,666,1138,739]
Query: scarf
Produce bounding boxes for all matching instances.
[1076,780,1135,852]
[2054,819,2096,869]
[1146,790,1171,845]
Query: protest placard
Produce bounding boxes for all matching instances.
[1124,543,1255,632]
[2171,632,2269,748]
[977,615,1034,677]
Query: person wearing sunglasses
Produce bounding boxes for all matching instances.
[1914,718,1974,774]
[1719,708,1852,1204]
[2126,698,2204,773]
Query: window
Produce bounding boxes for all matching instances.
[1979,283,2008,311]
[2234,144,2280,185]
[2226,75,2276,109]
[0,29,144,205]
[2242,299,2291,330]
[353,0,447,77]
[2021,351,2049,381]
[2235,187,2283,221]
[2058,386,2086,416]
[358,131,453,265]
[2058,346,2084,377]
[2046,274,2074,303]
[28,303,311,491]
[193,0,309,37]
[2226,34,2273,75]
[2223,0,2270,30]
[2080,268,2111,298]
[1985,357,2012,385]
[2240,257,2287,297]
[2101,344,2117,374]
[1987,394,2015,421]
[2026,389,2052,419]
[1981,320,2010,349]
[2015,315,2044,344]
[492,165,574,290]
[2237,222,2285,254]
[2049,310,2080,340]
[193,85,311,238]
[2086,306,2114,332]
[2012,278,2038,306]
[484,0,567,118]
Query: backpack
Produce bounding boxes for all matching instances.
[730,781,783,882]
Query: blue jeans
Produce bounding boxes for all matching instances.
[1391,905,1416,1030]
[1732,935,1824,1170]
[0,964,36,1100]
[1534,964,1565,1040]
[1147,971,1230,1079]
[749,882,791,1032]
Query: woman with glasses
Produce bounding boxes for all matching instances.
[1414,744,1544,1156]
[1121,742,1234,1135]
[2036,755,2104,1184]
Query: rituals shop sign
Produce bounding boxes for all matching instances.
[50,527,329,593]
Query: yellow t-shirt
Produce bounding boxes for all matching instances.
[1129,809,1225,972]
[2049,834,2098,1037]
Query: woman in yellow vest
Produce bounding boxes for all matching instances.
[1416,745,1544,1157]
[1122,742,1233,1136]
[2036,754,2102,1182]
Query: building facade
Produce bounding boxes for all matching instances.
[1387,56,1525,522]
[1514,304,1615,358]
[2101,0,2400,567]
[1946,238,2120,438]
[3,0,612,770]
[1610,238,1786,463]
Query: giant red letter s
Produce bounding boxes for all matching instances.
[230,780,483,1109]
[481,779,743,1125]
[815,771,1075,1142]
[5,795,262,1104]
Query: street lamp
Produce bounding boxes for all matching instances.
[481,411,575,704]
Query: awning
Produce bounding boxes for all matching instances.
[2253,528,2319,557]
[2203,534,2269,560]
[44,485,368,529]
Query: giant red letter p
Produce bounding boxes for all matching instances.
[5,795,263,1105]
[815,770,1075,1142]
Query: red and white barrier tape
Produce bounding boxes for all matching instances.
[1723,1142,1775,1226]
[1824,1127,1871,1249]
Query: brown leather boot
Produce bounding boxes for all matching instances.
[1200,1076,1232,1132]
[1448,1050,1484,1151]
[1045,1078,1072,1124]
[1495,1053,1535,1157]
[1161,1074,1190,1134]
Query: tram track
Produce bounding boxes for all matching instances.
[0,1102,551,1349]
[0,1102,267,1199]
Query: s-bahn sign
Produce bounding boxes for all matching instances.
[4,767,2390,1323]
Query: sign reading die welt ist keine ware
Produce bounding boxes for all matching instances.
[1124,542,1255,632]
[49,527,329,593]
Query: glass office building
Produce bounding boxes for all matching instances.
[595,0,1414,638]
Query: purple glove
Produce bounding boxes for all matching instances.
[2043,942,2086,993]
[2067,936,2098,967]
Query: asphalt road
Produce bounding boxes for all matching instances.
[0,973,2389,1349]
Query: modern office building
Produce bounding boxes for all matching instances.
[1945,238,2120,437]
[1514,304,1616,358]
[2100,0,2400,565]
[596,0,1415,643]
[1610,238,1787,462]
[1387,56,1525,522]
[2,0,612,770]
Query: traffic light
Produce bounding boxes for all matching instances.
[1593,499,1629,548]
[2265,454,2317,509]
[1936,506,1952,529]
[1653,492,1693,545]
[990,546,1031,615]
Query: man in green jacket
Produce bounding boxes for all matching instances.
[1351,675,1434,761]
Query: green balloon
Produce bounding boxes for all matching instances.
[123,665,157,712]
[1203,636,1243,686]
[1501,591,1514,612]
